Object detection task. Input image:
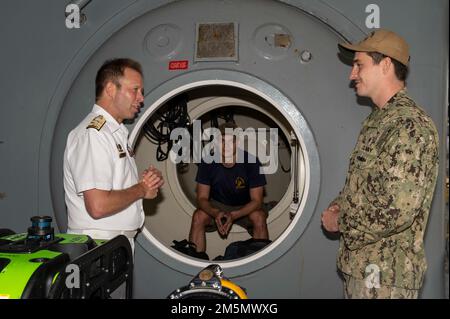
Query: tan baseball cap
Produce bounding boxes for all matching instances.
[338,29,410,66]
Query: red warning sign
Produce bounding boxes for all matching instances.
[169,60,189,70]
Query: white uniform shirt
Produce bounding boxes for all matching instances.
[63,104,144,232]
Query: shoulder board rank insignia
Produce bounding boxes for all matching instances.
[86,115,106,131]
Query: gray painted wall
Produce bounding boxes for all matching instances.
[0,0,447,298]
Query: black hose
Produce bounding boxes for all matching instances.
[142,94,190,161]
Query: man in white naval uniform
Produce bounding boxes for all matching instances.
[63,58,163,251]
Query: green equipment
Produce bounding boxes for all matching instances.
[0,216,133,299]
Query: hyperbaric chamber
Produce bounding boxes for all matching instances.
[133,85,304,261]
[124,69,320,277]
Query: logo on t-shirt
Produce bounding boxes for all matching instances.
[235,177,246,189]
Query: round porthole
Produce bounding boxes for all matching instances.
[129,70,319,277]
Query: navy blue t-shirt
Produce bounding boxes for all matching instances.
[195,151,266,206]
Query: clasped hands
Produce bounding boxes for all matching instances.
[215,211,235,237]
[140,166,164,199]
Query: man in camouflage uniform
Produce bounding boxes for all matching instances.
[321,29,439,299]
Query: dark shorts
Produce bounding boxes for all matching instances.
[205,199,269,233]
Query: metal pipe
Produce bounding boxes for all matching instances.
[291,131,299,204]
[289,131,299,219]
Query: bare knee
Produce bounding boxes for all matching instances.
[248,210,267,228]
[192,209,212,227]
